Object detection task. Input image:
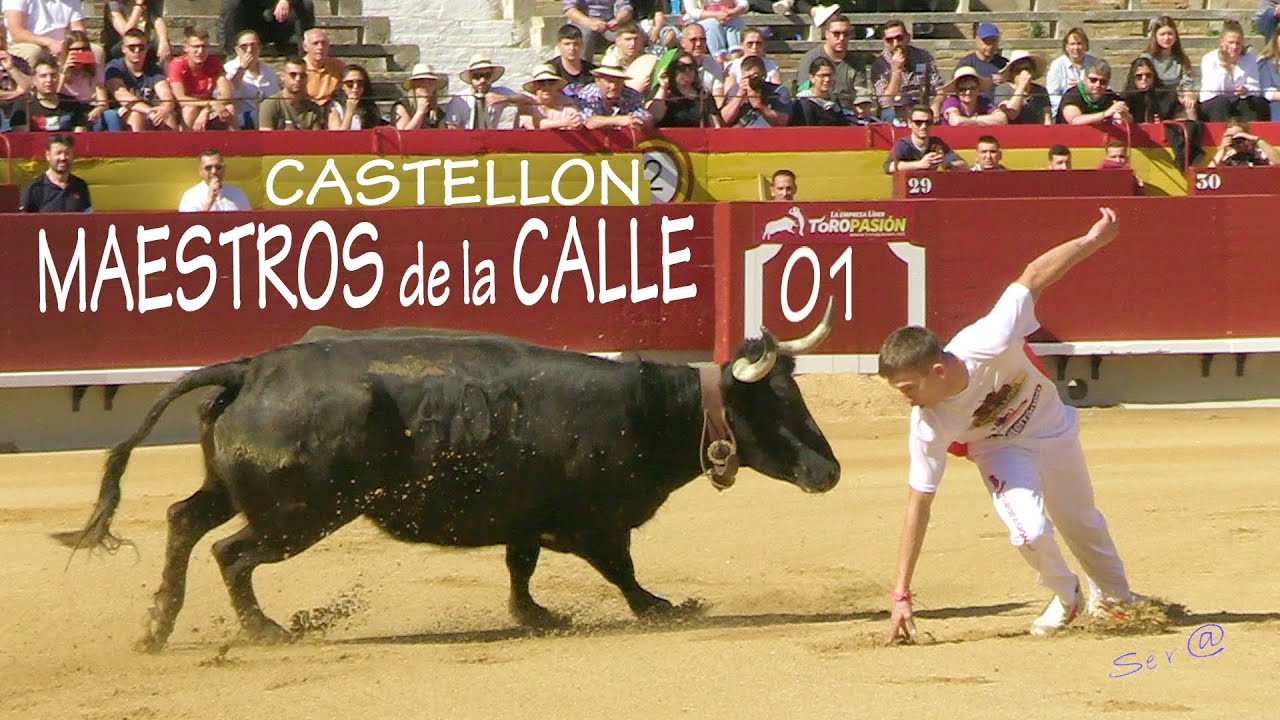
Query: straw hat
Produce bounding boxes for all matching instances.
[940,65,994,96]
[523,64,568,93]
[460,53,505,83]
[401,62,448,92]
[590,63,631,80]
[999,50,1046,82]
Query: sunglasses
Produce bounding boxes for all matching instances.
[471,71,492,81]
[676,63,696,70]
[909,118,931,126]
[828,30,848,37]
[1085,76,1107,84]
[343,79,364,86]
[884,35,905,43]
[957,84,978,93]
[68,46,89,51]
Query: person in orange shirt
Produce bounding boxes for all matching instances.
[302,27,343,104]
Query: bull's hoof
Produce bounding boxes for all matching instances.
[636,596,708,622]
[511,602,570,630]
[134,633,167,654]
[242,619,293,645]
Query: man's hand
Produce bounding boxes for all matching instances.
[890,49,905,72]
[1083,206,1119,246]
[885,595,918,645]
[921,150,943,168]
[1105,100,1128,118]
[589,18,609,33]
[274,0,292,22]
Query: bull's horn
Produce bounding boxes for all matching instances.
[731,329,778,383]
[778,297,835,356]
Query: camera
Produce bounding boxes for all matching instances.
[1231,135,1252,152]
[747,75,764,93]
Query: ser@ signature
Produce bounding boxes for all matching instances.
[1108,623,1225,679]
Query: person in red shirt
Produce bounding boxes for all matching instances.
[167,26,237,129]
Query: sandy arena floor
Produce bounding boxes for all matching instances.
[2,374,1277,720]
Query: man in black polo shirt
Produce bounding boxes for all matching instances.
[20,134,93,213]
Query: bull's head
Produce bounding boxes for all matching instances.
[720,299,841,493]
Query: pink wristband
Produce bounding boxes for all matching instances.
[891,589,911,603]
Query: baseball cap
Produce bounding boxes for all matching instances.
[976,22,1000,39]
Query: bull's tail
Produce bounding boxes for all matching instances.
[52,359,251,555]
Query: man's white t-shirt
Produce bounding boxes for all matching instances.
[2,0,84,43]
[223,58,280,120]
[907,283,1075,493]
[178,182,251,212]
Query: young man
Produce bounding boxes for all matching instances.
[971,135,1006,171]
[1047,144,1072,170]
[883,105,967,173]
[167,27,237,130]
[104,28,179,131]
[881,207,1136,642]
[257,56,324,130]
[549,24,597,95]
[178,148,250,211]
[20,133,92,212]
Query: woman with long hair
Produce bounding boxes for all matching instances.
[58,30,118,130]
[1140,16,1197,119]
[1046,27,1098,117]
[1123,57,1179,122]
[1198,19,1268,121]
[328,64,386,130]
[648,51,724,127]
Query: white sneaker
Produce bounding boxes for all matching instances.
[1030,583,1084,636]
[772,0,794,14]
[1089,592,1147,621]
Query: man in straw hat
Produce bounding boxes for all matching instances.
[576,62,653,129]
[393,62,448,129]
[444,54,534,130]
[938,65,1006,127]
[995,50,1052,125]
[519,63,584,129]
[956,22,1008,102]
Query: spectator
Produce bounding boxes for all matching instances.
[602,22,659,92]
[393,62,447,129]
[724,26,782,94]
[971,135,1006,171]
[179,148,250,211]
[221,0,314,56]
[871,20,943,123]
[649,50,723,127]
[327,64,384,130]
[258,56,324,129]
[519,64,584,129]
[631,0,676,49]
[1199,20,1268,121]
[4,0,102,70]
[995,50,1050,125]
[791,56,853,126]
[168,27,237,130]
[577,62,653,129]
[56,30,116,130]
[683,0,748,64]
[1255,0,1279,44]
[20,133,91,211]
[1056,58,1130,126]
[103,0,171,64]
[223,30,279,130]
[26,59,89,131]
[769,168,797,200]
[938,65,1006,127]
[1096,139,1145,192]
[1140,16,1196,119]
[956,22,1007,101]
[1047,144,1072,170]
[882,105,965,173]
[1122,56,1180,123]
[1209,117,1280,166]
[104,27,178,130]
[549,24,597,96]
[1046,27,1097,117]
[0,50,32,130]
[673,23,725,102]
[721,54,791,127]
[444,54,529,130]
[1259,28,1280,118]
[794,12,868,112]
[302,28,343,105]
[563,0,633,62]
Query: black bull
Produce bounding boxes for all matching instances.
[59,311,841,652]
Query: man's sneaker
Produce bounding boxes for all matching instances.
[772,0,794,14]
[1089,592,1148,622]
[1030,583,1084,636]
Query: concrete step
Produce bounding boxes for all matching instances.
[85,0,363,17]
[85,15,391,45]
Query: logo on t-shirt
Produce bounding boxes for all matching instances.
[971,371,1042,440]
